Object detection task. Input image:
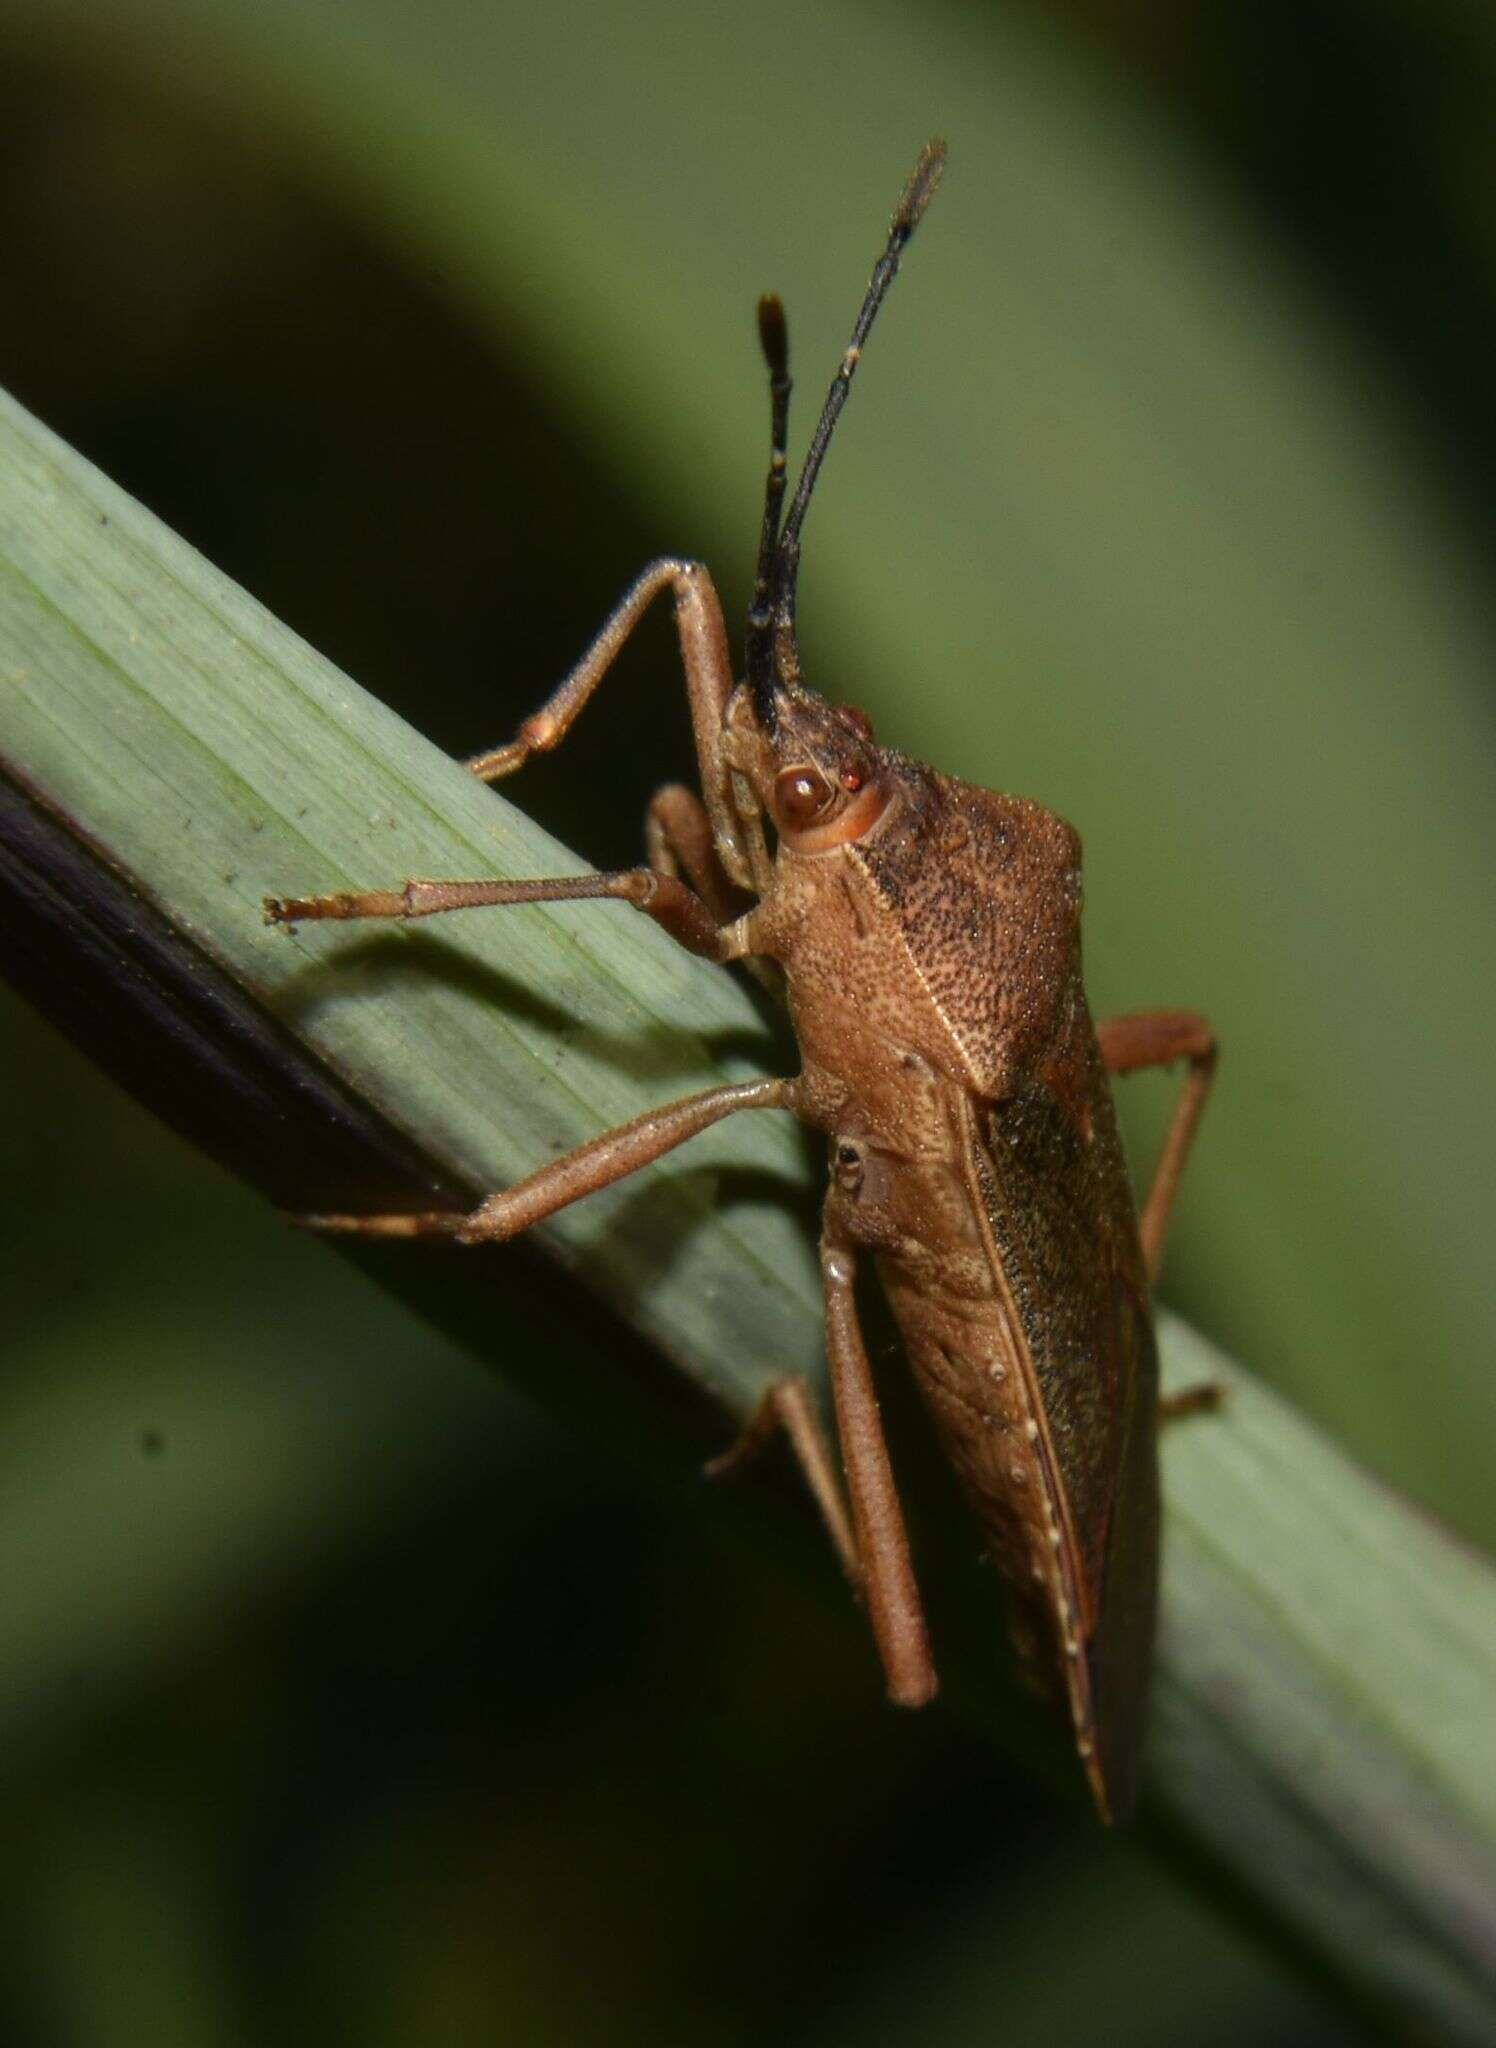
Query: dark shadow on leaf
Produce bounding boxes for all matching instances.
[570,1159,822,1310]
[270,926,781,1085]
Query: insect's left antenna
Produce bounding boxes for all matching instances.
[771,139,945,678]
[746,293,791,726]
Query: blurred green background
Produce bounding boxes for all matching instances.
[2,0,1493,2041]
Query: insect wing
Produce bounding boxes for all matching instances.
[968,1032,1159,1822]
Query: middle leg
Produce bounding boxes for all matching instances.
[303,1076,796,1241]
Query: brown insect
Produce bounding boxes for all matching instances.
[265,140,1217,1824]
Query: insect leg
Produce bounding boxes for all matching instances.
[706,1377,860,1590]
[265,866,750,965]
[819,1233,937,1709]
[302,1076,796,1240]
[463,558,767,893]
[1095,1010,1218,1286]
[1157,1383,1225,1424]
[645,784,743,921]
[645,784,782,998]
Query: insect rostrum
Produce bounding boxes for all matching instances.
[265,139,1216,1825]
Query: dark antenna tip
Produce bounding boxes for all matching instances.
[895,138,946,237]
[757,293,789,383]
[767,141,948,653]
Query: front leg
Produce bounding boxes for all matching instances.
[646,782,782,998]
[462,557,770,896]
[645,783,747,924]
[265,864,753,966]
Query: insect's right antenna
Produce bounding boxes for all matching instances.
[771,139,945,685]
[745,293,791,727]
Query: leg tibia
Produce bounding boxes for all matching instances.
[266,867,749,964]
[301,1077,795,1244]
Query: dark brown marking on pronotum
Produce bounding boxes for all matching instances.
[264,138,1220,1825]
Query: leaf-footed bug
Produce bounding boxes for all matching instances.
[266,141,1218,1822]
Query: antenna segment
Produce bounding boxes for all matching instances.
[769,140,945,685]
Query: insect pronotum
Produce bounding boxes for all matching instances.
[266,140,1218,1824]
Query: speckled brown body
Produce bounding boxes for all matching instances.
[736,706,1157,1819]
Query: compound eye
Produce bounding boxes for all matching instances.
[835,704,875,742]
[774,764,836,829]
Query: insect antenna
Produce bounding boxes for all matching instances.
[745,292,791,726]
[770,138,946,686]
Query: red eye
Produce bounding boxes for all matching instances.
[774,765,836,828]
[835,704,875,741]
